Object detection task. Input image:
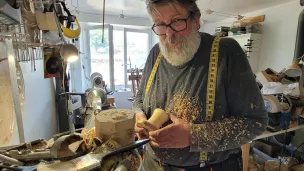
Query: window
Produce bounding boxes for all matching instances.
[87,25,151,91]
[113,29,125,90]
[126,30,150,88]
[89,28,110,85]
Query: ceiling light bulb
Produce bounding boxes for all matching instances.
[60,44,79,63]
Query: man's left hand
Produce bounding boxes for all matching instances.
[149,114,191,148]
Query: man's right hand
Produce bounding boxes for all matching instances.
[135,112,149,139]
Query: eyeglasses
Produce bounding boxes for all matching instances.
[152,13,193,36]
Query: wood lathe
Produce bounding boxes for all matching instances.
[0,109,149,171]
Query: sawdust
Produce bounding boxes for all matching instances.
[99,109,133,120]
[112,111,127,120]
[31,141,48,150]
[190,118,257,152]
[166,91,202,122]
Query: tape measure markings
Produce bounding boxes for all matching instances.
[200,36,221,162]
[145,53,162,96]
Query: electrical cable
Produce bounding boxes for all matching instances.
[279,123,289,171]
[208,0,215,9]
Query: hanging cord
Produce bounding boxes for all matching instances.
[70,0,79,12]
[102,0,105,43]
[0,58,8,63]
[208,0,214,9]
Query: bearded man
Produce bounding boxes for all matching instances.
[133,0,269,170]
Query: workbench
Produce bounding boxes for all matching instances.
[242,122,304,171]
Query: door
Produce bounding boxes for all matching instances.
[125,29,151,89]
[88,25,111,89]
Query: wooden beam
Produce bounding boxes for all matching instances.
[239,15,265,24]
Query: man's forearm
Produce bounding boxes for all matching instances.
[189,116,267,152]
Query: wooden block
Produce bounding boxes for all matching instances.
[35,12,58,31]
[45,12,59,31]
[95,109,135,146]
[291,164,304,171]
[295,107,304,116]
[35,12,48,30]
[256,71,273,85]
[239,15,265,24]
[241,144,250,171]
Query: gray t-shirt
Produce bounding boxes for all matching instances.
[133,33,268,167]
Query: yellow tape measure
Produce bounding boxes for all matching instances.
[145,36,221,162]
[145,52,162,96]
[200,36,221,162]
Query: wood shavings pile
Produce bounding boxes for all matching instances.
[112,111,127,120]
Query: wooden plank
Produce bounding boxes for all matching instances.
[241,123,304,171]
[241,144,251,171]
[254,124,304,140]
[239,15,265,24]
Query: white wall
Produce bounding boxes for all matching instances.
[0,43,57,146]
[19,61,57,142]
[201,0,303,73]
[77,14,151,27]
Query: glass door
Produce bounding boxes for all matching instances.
[113,28,125,90]
[87,25,151,92]
[88,25,111,89]
[125,29,151,89]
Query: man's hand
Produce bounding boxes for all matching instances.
[135,112,149,139]
[149,114,191,148]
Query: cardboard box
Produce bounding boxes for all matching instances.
[254,140,281,158]
[291,164,304,171]
[264,158,297,171]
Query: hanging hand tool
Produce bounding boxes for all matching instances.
[33,48,36,72]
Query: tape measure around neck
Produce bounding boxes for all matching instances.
[205,36,220,122]
[200,35,221,162]
[145,52,162,96]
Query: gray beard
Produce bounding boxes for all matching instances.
[159,31,201,67]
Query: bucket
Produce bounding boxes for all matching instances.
[133,149,143,171]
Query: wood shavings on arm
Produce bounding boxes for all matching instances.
[190,117,266,152]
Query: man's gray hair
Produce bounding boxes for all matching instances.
[145,0,201,19]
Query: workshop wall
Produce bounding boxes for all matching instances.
[0,44,57,146]
[77,14,151,27]
[19,61,57,143]
[201,0,302,73]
